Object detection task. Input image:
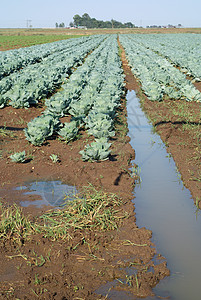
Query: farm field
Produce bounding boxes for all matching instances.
[119,34,201,204]
[0,35,83,51]
[0,32,200,298]
[1,27,201,36]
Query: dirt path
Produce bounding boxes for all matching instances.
[0,54,169,298]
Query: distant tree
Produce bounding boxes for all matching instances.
[112,20,124,28]
[82,13,90,20]
[124,22,135,28]
[104,21,112,28]
[55,22,59,28]
[69,22,74,27]
[73,14,82,26]
[81,13,91,28]
[71,14,134,29]
[90,18,98,28]
[178,24,182,28]
[59,22,65,28]
[96,20,105,28]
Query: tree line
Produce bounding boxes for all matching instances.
[55,22,65,28]
[69,13,135,28]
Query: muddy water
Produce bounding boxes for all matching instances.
[127,90,201,300]
[15,181,78,208]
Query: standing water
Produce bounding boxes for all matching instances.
[127,91,201,300]
[15,181,78,208]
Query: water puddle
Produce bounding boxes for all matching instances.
[15,181,78,208]
[96,280,134,300]
[126,90,201,300]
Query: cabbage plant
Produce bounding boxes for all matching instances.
[58,121,79,143]
[24,115,59,146]
[79,138,111,161]
[10,151,26,163]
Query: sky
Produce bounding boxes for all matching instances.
[0,0,200,28]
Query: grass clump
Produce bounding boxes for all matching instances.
[0,203,34,244]
[39,185,127,239]
[0,185,128,243]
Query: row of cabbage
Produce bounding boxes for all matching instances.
[119,34,201,102]
[0,35,106,108]
[25,35,125,161]
[130,34,201,82]
[0,35,92,79]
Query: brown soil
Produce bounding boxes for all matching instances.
[0,56,170,297]
[119,41,201,206]
[139,99,201,203]
[1,27,201,37]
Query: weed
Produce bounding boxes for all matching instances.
[15,117,26,126]
[49,154,60,163]
[73,286,79,292]
[0,185,128,246]
[0,203,34,244]
[135,274,139,291]
[34,274,41,286]
[27,251,46,267]
[0,127,15,138]
[31,287,48,297]
[126,275,133,287]
[190,170,201,182]
[195,197,200,209]
[116,278,124,284]
[1,287,15,298]
[122,239,147,247]
[130,165,142,183]
[39,184,128,239]
[16,264,22,270]
[46,248,52,262]
[118,45,123,57]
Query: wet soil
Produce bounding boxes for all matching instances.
[119,41,201,206]
[0,63,169,297]
[139,99,201,204]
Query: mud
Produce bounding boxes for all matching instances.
[0,55,169,298]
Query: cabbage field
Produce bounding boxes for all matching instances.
[119,34,201,102]
[0,31,201,300]
[0,33,201,162]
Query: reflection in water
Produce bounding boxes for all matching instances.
[15,181,78,208]
[127,90,201,300]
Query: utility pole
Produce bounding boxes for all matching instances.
[26,20,32,28]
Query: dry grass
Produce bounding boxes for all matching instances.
[0,27,201,37]
[0,185,128,243]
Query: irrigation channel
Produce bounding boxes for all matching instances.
[127,90,201,300]
[13,91,201,299]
